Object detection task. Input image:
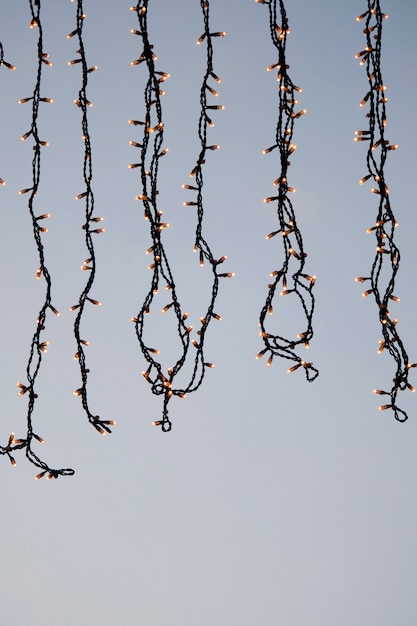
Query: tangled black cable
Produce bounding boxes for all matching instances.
[355,3,414,421]
[67,1,115,437]
[254,0,318,381]
[129,0,230,431]
[0,41,16,186]
[0,1,74,479]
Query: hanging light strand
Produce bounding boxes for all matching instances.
[130,0,229,431]
[0,0,74,479]
[67,2,115,437]
[0,42,16,186]
[355,3,413,422]
[255,0,318,381]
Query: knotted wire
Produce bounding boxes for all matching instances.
[67,1,115,437]
[355,3,414,421]
[255,0,318,381]
[0,0,74,479]
[130,0,229,431]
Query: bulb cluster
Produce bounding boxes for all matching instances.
[255,0,318,382]
[0,1,74,478]
[67,1,115,437]
[129,0,230,431]
[355,2,413,422]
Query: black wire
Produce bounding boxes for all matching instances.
[67,2,115,437]
[355,2,413,422]
[0,1,74,479]
[256,0,318,382]
[0,41,16,186]
[130,0,229,431]
[0,41,15,70]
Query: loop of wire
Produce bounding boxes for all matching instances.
[255,0,318,382]
[355,2,414,422]
[0,1,74,479]
[67,1,116,437]
[129,0,230,431]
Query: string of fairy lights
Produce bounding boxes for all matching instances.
[0,0,74,478]
[0,2,414,478]
[254,0,318,382]
[129,0,231,432]
[67,0,116,437]
[354,2,414,422]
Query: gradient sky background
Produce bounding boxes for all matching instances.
[1,1,417,624]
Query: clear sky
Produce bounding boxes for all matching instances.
[1,1,417,624]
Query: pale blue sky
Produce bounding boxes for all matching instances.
[1,1,417,624]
